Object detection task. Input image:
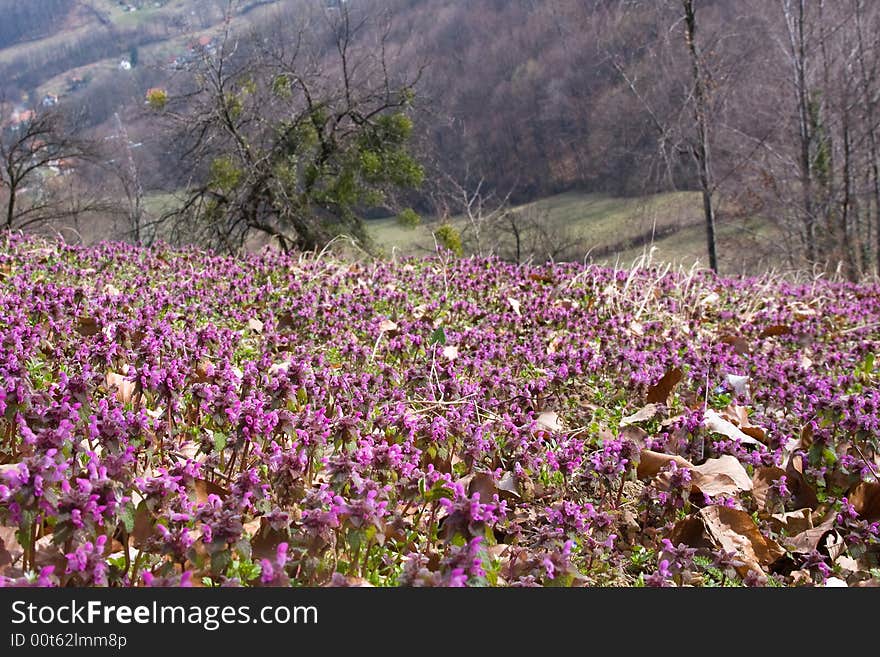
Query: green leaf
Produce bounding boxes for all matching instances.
[429,327,446,346]
[214,431,227,454]
[119,502,136,534]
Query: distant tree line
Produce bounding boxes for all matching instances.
[6,0,880,277]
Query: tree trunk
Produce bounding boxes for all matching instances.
[683,0,718,272]
[855,0,880,274]
[5,180,15,229]
[783,0,817,263]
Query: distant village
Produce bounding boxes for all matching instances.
[3,32,217,132]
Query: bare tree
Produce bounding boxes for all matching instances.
[159,2,425,253]
[0,105,92,231]
[682,0,718,272]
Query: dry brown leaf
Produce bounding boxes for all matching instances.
[250,517,291,561]
[130,501,155,548]
[669,516,715,549]
[784,513,836,554]
[699,505,785,575]
[76,316,102,336]
[848,481,880,521]
[620,403,661,427]
[248,317,264,332]
[378,319,398,333]
[692,455,753,497]
[189,478,230,505]
[412,304,429,321]
[703,409,763,446]
[784,455,820,510]
[752,466,787,511]
[442,345,459,361]
[700,291,720,306]
[528,272,555,285]
[637,449,693,480]
[535,411,563,433]
[33,536,68,574]
[0,526,22,574]
[105,370,135,405]
[769,508,813,534]
[497,471,521,499]
[467,472,498,501]
[759,324,792,338]
[835,555,859,575]
[719,404,767,443]
[619,425,649,448]
[507,297,522,317]
[719,334,751,355]
[629,321,645,336]
[646,367,683,404]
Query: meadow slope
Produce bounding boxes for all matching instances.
[0,235,878,587]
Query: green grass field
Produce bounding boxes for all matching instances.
[368,190,703,255]
[367,190,778,275]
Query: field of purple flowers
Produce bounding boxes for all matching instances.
[0,233,878,587]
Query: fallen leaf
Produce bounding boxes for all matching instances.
[759,324,791,338]
[669,515,715,549]
[619,425,649,448]
[835,555,859,575]
[189,478,230,505]
[467,472,498,501]
[700,292,720,306]
[105,370,136,404]
[497,471,521,499]
[724,373,750,396]
[528,272,555,284]
[276,311,296,331]
[848,481,880,521]
[130,501,155,548]
[507,297,521,317]
[752,467,787,511]
[791,302,817,320]
[646,367,683,404]
[637,449,693,480]
[768,509,813,535]
[719,404,767,443]
[442,345,459,360]
[0,526,22,574]
[535,411,563,433]
[719,334,750,355]
[824,577,848,587]
[250,518,291,561]
[248,317,264,332]
[620,403,661,427]
[699,505,785,575]
[784,455,820,510]
[379,319,398,332]
[784,513,836,554]
[76,316,101,336]
[692,455,753,497]
[703,409,763,446]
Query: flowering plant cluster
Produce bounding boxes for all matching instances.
[0,235,878,587]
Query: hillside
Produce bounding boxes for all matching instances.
[368,191,777,275]
[2,0,878,277]
[1,234,878,587]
